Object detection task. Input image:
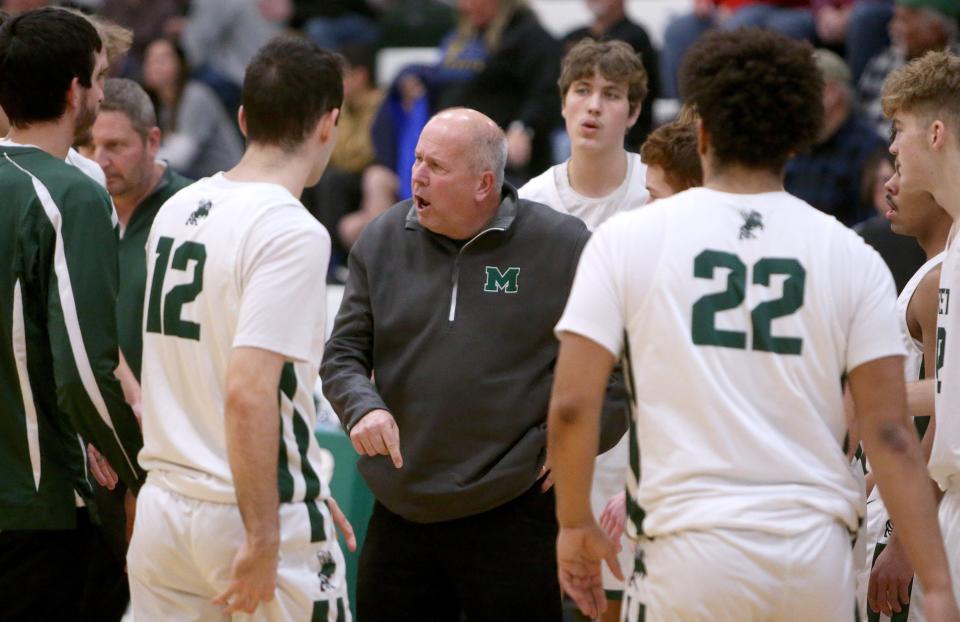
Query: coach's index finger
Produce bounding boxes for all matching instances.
[383,418,403,469]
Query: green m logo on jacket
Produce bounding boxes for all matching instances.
[483,266,520,293]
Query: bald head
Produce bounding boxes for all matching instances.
[428,108,508,192]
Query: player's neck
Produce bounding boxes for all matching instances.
[918,216,952,260]
[703,163,783,194]
[931,152,960,221]
[224,144,315,197]
[567,148,628,198]
[7,119,75,160]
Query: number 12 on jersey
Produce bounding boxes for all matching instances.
[691,250,806,355]
[146,236,207,341]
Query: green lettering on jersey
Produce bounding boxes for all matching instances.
[483,266,520,293]
[691,250,805,355]
[145,236,206,341]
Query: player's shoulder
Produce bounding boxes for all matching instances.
[65,148,106,188]
[518,163,561,206]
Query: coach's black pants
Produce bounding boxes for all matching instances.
[357,484,562,622]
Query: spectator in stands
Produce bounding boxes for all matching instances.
[785,49,885,225]
[98,0,185,79]
[0,0,46,14]
[639,118,703,200]
[562,0,659,146]
[855,151,925,292]
[660,0,815,98]
[814,0,895,82]
[371,0,562,196]
[141,37,243,180]
[167,0,287,113]
[858,0,958,135]
[298,0,380,50]
[303,45,384,277]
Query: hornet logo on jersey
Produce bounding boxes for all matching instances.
[316,550,338,592]
[186,199,213,225]
[738,210,764,239]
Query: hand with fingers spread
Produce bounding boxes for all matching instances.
[326,497,357,552]
[88,443,119,490]
[598,492,626,548]
[350,409,403,469]
[868,534,914,617]
[557,522,623,620]
[212,536,278,615]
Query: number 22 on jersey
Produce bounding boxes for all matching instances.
[146,236,207,340]
[691,249,806,355]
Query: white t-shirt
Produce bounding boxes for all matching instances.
[930,223,960,491]
[519,152,648,231]
[138,173,332,505]
[556,187,904,539]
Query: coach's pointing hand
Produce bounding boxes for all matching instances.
[350,409,403,468]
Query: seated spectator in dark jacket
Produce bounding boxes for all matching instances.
[857,0,958,135]
[660,0,814,98]
[812,0,894,83]
[98,0,184,78]
[142,38,243,180]
[785,49,885,225]
[297,0,380,50]
[562,0,659,146]
[371,0,561,196]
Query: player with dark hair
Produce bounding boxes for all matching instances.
[127,36,353,620]
[0,7,145,617]
[548,28,957,621]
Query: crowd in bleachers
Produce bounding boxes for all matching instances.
[5,0,956,283]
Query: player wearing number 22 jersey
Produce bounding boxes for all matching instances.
[558,186,904,619]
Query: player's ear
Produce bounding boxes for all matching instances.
[931,119,948,152]
[318,108,340,144]
[65,77,81,114]
[237,106,248,138]
[146,126,162,156]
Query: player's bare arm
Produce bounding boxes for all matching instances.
[850,355,958,622]
[213,346,283,615]
[548,332,624,620]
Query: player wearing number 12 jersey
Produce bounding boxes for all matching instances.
[548,29,957,622]
[129,37,352,621]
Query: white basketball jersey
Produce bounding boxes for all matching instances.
[930,223,960,491]
[138,173,332,505]
[557,188,904,539]
[897,252,945,381]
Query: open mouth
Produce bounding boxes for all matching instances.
[582,120,600,131]
[414,194,431,210]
